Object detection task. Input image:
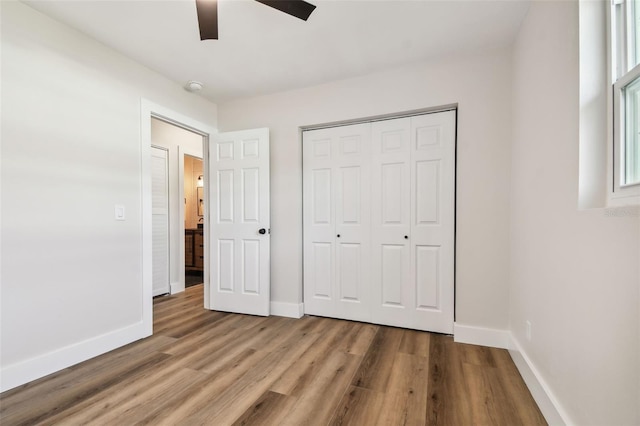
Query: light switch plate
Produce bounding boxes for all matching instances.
[115,205,125,221]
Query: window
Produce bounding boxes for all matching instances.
[612,0,640,202]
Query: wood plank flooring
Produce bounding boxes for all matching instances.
[0,285,546,425]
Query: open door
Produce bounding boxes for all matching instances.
[209,128,270,316]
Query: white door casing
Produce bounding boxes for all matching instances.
[303,123,371,322]
[209,128,270,316]
[151,146,170,297]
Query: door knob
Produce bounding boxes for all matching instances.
[258,228,266,235]
[337,234,341,238]
[404,235,408,239]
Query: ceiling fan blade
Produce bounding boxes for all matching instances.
[195,0,218,40]
[254,0,316,21]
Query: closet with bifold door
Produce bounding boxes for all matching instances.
[303,109,456,334]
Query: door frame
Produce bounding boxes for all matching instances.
[140,99,217,335]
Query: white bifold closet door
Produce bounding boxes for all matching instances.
[303,123,371,322]
[371,112,455,333]
[303,110,455,334]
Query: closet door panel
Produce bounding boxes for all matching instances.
[303,130,336,315]
[380,244,408,307]
[371,118,412,328]
[334,125,371,321]
[415,245,439,309]
[337,166,361,225]
[312,168,332,225]
[381,163,405,224]
[311,242,333,299]
[336,166,367,308]
[303,124,371,321]
[337,242,361,301]
[415,160,440,225]
[409,111,456,333]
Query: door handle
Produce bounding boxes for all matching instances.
[404,235,409,239]
[258,228,267,235]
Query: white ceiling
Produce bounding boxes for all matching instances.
[24,0,530,103]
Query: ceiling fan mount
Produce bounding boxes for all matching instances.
[195,0,317,41]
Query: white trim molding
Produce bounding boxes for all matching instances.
[270,302,304,318]
[0,322,147,392]
[170,281,184,295]
[454,325,573,425]
[508,335,572,426]
[453,323,510,349]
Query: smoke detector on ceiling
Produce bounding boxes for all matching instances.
[185,80,204,92]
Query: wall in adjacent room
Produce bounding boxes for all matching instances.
[0,1,217,391]
[218,47,514,331]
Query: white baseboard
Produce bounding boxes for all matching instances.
[508,336,572,426]
[453,323,510,348]
[270,301,304,318]
[170,281,184,295]
[0,321,149,392]
[454,325,571,425]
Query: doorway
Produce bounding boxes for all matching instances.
[150,117,205,298]
[141,99,217,334]
[184,154,204,288]
[141,101,272,335]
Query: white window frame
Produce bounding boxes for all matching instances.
[610,0,640,205]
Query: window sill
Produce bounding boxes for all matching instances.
[607,191,640,207]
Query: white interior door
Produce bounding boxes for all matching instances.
[303,123,371,322]
[151,146,170,297]
[209,128,270,316]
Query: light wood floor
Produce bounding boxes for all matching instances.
[0,284,546,425]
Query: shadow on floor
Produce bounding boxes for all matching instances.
[185,270,203,288]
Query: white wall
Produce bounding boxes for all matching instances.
[151,118,203,294]
[219,48,513,331]
[510,1,640,424]
[3,0,637,421]
[0,1,216,390]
